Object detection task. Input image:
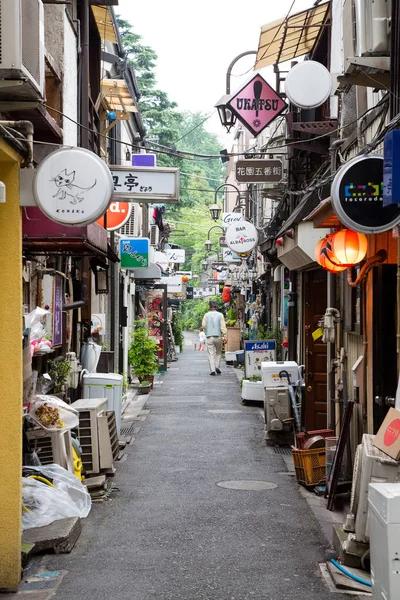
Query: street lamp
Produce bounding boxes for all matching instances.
[204,240,212,252]
[203,225,225,253]
[215,50,258,133]
[209,203,222,221]
[214,182,244,214]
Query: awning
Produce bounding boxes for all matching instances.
[92,6,118,44]
[303,197,341,229]
[101,79,138,114]
[132,263,162,280]
[256,2,330,69]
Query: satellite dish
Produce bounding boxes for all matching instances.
[285,61,332,109]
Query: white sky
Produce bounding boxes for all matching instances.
[117,0,313,147]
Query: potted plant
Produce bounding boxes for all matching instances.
[138,380,152,395]
[128,320,159,388]
[48,359,71,398]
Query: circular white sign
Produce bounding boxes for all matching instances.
[285,61,332,109]
[33,147,114,226]
[225,221,258,254]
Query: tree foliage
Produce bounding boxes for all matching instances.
[180,297,225,331]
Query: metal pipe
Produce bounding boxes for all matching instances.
[80,0,90,149]
[226,51,257,95]
[327,139,345,429]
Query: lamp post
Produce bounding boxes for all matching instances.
[215,50,258,132]
[204,225,225,253]
[213,182,245,214]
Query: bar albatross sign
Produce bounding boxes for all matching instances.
[225,221,258,254]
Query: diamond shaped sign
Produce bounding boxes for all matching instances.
[227,74,287,137]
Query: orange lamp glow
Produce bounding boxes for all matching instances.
[327,229,368,267]
[315,236,347,273]
[182,276,189,282]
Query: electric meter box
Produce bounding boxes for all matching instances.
[261,361,299,388]
[368,483,400,599]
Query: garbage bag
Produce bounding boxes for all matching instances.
[22,464,91,530]
[29,395,79,431]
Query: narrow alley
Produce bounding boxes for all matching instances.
[32,334,349,600]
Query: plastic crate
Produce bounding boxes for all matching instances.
[291,446,326,486]
[235,351,245,365]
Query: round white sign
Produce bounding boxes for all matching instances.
[33,147,114,226]
[285,61,332,109]
[225,221,258,254]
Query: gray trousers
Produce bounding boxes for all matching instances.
[206,336,222,373]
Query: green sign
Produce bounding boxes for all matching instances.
[120,238,149,269]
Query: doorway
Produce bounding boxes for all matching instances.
[304,269,328,430]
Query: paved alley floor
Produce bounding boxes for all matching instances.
[38,333,352,600]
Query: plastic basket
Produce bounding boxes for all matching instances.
[235,351,245,365]
[291,446,326,487]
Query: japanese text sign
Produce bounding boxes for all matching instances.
[52,275,63,346]
[166,249,186,264]
[120,238,149,269]
[109,166,179,204]
[235,159,283,183]
[227,74,287,137]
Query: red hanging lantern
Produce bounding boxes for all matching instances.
[327,229,368,267]
[315,236,347,273]
[222,286,231,303]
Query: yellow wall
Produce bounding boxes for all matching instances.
[0,141,22,589]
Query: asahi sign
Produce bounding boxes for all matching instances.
[227,73,287,137]
[331,155,400,234]
[235,159,283,183]
[225,221,258,254]
[222,212,244,227]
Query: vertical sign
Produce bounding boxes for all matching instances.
[53,275,63,346]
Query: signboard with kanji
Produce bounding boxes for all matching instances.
[109,166,179,203]
[227,73,287,137]
[235,159,283,183]
[120,238,149,269]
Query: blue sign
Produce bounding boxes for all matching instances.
[120,238,149,269]
[131,153,156,167]
[383,130,400,206]
[245,340,276,352]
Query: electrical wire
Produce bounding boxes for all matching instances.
[173,111,216,143]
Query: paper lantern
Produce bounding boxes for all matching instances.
[327,229,368,267]
[222,286,231,303]
[182,276,189,282]
[315,237,347,273]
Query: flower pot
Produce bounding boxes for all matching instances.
[138,385,151,395]
[138,375,154,389]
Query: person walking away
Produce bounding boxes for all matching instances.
[198,327,206,351]
[202,300,227,376]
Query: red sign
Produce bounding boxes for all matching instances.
[384,419,400,446]
[227,74,287,137]
[96,201,132,231]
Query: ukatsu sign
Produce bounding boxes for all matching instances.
[227,73,287,137]
[225,221,258,254]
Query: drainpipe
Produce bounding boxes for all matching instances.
[328,139,344,430]
[0,120,34,166]
[80,0,89,149]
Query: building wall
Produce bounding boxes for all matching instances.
[63,12,78,145]
[0,142,22,588]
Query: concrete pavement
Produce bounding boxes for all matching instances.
[37,332,353,600]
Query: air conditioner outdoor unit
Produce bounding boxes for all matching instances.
[0,0,45,99]
[150,224,160,247]
[119,204,141,238]
[347,434,400,544]
[70,398,108,475]
[264,387,291,432]
[343,0,390,61]
[27,428,74,472]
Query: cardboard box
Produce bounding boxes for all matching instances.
[373,408,400,460]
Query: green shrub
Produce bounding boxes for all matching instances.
[128,320,159,379]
